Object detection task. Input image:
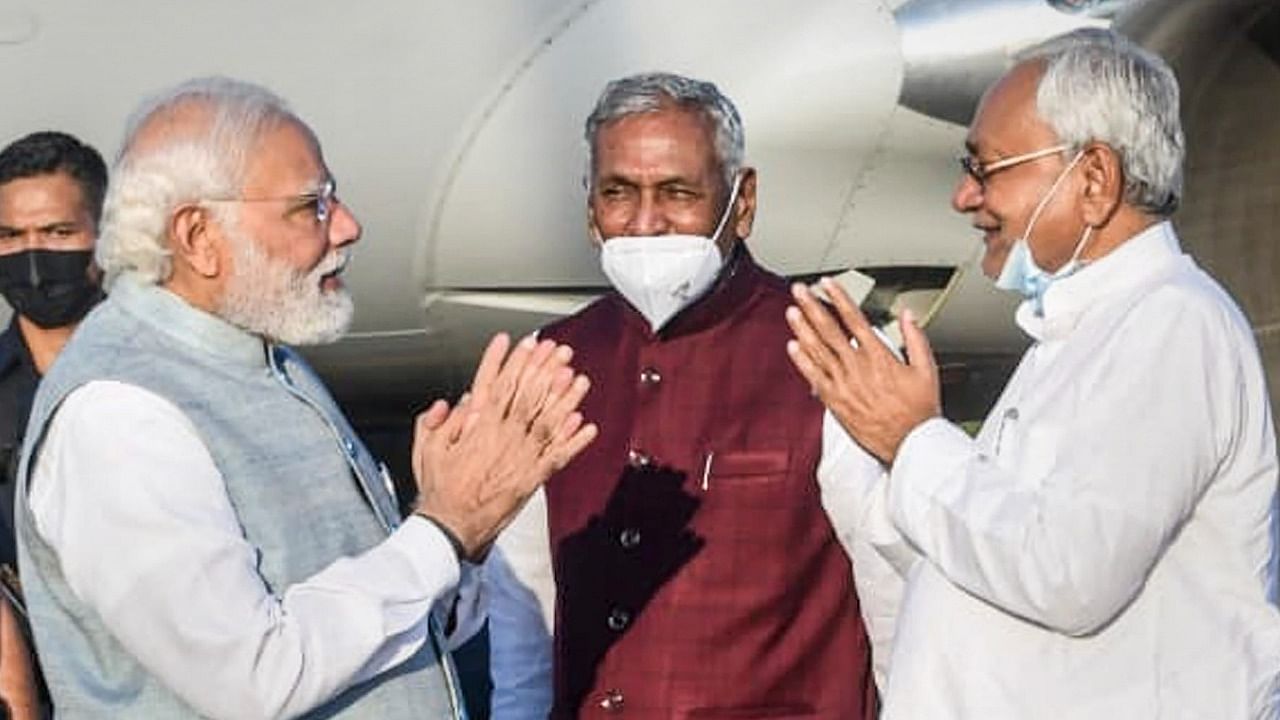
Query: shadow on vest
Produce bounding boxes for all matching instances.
[553,465,705,715]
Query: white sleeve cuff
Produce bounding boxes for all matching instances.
[888,417,975,541]
[394,515,462,593]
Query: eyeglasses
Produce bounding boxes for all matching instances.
[957,144,1071,186]
[203,178,338,225]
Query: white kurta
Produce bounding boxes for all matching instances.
[864,222,1280,718]
[28,380,474,720]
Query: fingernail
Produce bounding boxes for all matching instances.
[519,336,537,349]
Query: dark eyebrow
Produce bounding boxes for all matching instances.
[595,175,637,188]
[657,177,699,188]
[597,174,703,188]
[38,222,82,232]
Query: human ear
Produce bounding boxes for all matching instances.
[169,203,221,278]
[585,205,604,247]
[1079,143,1124,227]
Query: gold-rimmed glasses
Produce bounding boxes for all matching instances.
[957,145,1071,186]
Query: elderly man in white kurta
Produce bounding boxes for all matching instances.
[786,27,1280,719]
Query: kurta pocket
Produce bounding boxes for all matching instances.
[708,449,790,480]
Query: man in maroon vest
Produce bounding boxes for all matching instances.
[486,72,897,719]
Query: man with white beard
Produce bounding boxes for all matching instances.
[12,77,597,719]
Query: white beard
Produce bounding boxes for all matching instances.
[217,227,354,346]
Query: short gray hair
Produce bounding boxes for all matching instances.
[1018,28,1185,215]
[584,71,744,190]
[98,77,301,287]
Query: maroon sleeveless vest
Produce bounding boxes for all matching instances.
[541,249,876,719]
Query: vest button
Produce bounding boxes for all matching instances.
[599,688,625,712]
[627,448,652,468]
[607,608,631,631]
[639,367,662,385]
[618,528,641,549]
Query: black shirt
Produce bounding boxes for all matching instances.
[0,318,38,573]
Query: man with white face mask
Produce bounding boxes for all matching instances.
[487,71,899,719]
[786,28,1280,718]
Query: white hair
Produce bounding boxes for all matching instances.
[584,71,745,191]
[1018,28,1185,215]
[217,214,353,346]
[97,77,300,288]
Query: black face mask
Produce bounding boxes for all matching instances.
[0,249,101,329]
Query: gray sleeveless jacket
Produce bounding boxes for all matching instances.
[14,276,461,719]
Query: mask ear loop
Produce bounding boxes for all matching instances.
[1019,149,1085,267]
[1062,224,1095,272]
[1047,150,1099,280]
[708,173,744,243]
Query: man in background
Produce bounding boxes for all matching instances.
[0,130,107,720]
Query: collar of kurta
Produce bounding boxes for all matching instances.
[1016,220,1184,342]
[109,273,270,368]
[612,241,764,341]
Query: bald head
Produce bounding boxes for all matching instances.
[117,77,305,181]
[964,59,1065,173]
[122,98,219,159]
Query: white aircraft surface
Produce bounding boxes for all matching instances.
[1,0,1277,427]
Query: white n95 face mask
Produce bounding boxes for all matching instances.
[599,175,741,332]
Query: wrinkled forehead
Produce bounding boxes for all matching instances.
[597,102,716,146]
[122,98,218,158]
[122,98,320,167]
[241,120,328,193]
[0,172,93,222]
[968,61,1055,150]
[592,105,721,176]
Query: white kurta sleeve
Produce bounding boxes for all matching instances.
[817,410,914,693]
[888,296,1237,636]
[27,381,461,720]
[486,486,556,719]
